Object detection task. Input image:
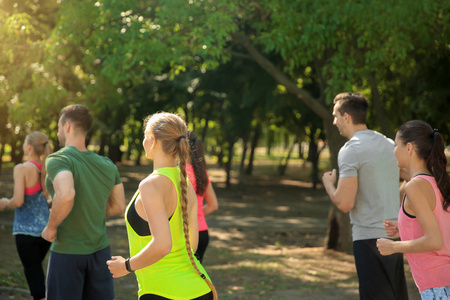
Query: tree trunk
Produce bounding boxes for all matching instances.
[239,136,249,176]
[201,118,209,142]
[225,139,235,188]
[99,133,107,156]
[309,138,327,189]
[283,132,290,150]
[125,145,132,161]
[232,32,352,252]
[246,121,262,175]
[325,205,353,253]
[278,136,298,176]
[308,134,319,189]
[201,104,215,142]
[108,144,123,164]
[216,144,224,168]
[0,143,4,174]
[183,102,189,126]
[299,141,305,160]
[369,72,394,138]
[266,128,274,156]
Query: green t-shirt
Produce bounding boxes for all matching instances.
[45,146,122,254]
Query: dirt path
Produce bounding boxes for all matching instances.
[0,161,420,299]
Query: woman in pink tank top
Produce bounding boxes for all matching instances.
[376,120,450,299]
[186,131,218,263]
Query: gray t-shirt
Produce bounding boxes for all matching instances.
[338,130,400,241]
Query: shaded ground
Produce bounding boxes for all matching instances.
[0,160,420,300]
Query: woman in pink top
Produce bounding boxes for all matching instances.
[186,131,218,262]
[377,120,450,299]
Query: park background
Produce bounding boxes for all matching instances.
[0,0,449,299]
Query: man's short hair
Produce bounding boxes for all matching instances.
[333,93,368,125]
[60,105,92,133]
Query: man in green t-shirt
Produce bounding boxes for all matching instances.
[42,104,125,300]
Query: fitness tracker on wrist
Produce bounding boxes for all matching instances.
[125,257,135,273]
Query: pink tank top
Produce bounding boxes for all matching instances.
[398,175,450,293]
[24,161,42,195]
[186,164,209,231]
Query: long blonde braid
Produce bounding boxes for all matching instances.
[145,113,218,299]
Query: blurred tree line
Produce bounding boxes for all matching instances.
[1,0,449,251]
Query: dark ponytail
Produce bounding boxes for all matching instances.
[398,120,450,211]
[187,131,208,195]
[427,130,450,211]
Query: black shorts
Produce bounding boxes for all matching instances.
[46,246,114,300]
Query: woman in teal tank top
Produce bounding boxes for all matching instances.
[0,131,52,300]
[107,112,217,300]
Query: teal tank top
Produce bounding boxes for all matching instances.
[125,167,212,299]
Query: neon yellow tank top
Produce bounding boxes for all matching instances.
[125,167,212,299]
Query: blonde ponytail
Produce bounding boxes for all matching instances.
[26,131,53,198]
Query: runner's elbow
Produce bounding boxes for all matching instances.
[210,202,218,212]
[6,195,25,208]
[60,188,76,203]
[10,199,23,208]
[428,237,444,252]
[334,198,353,213]
[110,201,126,216]
[157,240,172,257]
[337,205,352,214]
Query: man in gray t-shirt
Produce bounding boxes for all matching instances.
[322,93,408,300]
[339,129,400,241]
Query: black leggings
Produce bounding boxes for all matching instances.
[353,239,408,300]
[140,291,213,300]
[194,230,209,263]
[15,234,51,300]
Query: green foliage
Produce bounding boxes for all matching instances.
[0,0,66,153]
[0,0,449,165]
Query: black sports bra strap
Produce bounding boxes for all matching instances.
[401,193,416,219]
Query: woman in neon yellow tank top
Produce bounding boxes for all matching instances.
[107,112,217,300]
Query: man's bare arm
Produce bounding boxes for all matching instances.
[322,169,358,213]
[42,171,75,242]
[106,183,126,217]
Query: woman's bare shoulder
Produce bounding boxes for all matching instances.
[13,163,28,174]
[405,176,432,192]
[139,174,173,195]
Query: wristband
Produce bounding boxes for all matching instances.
[125,257,134,273]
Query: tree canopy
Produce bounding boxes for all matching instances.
[1,0,449,250]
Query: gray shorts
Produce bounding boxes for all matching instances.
[46,246,114,300]
[421,286,450,300]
